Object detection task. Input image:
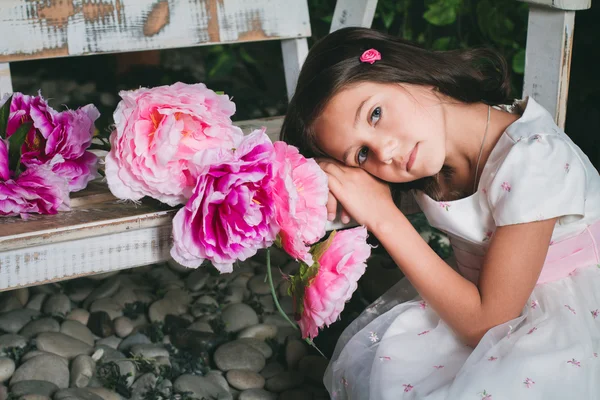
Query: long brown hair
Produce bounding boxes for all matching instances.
[280,27,512,200]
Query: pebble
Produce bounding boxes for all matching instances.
[285,339,307,370]
[229,272,254,289]
[237,338,273,359]
[0,357,15,382]
[130,373,157,400]
[133,290,155,304]
[67,284,94,303]
[277,281,290,298]
[238,324,278,341]
[66,309,90,326]
[25,293,47,311]
[226,370,265,390]
[214,341,266,372]
[54,388,104,400]
[224,287,246,304]
[262,314,291,328]
[20,350,64,364]
[70,355,95,388]
[298,355,329,384]
[173,374,232,400]
[84,387,123,400]
[95,336,122,350]
[248,275,272,295]
[130,344,169,359]
[95,346,125,363]
[221,303,259,332]
[42,294,71,316]
[9,380,59,397]
[0,334,27,354]
[90,298,123,320]
[88,271,120,280]
[87,311,114,338]
[265,371,304,392]
[148,299,173,323]
[83,277,120,308]
[259,362,284,380]
[205,371,230,393]
[258,295,275,313]
[188,321,214,333]
[0,309,40,333]
[117,333,151,352]
[36,332,93,360]
[278,389,312,400]
[0,295,22,314]
[113,360,136,387]
[238,389,277,400]
[113,317,134,338]
[185,269,209,291]
[10,354,69,389]
[13,288,29,306]
[61,320,95,346]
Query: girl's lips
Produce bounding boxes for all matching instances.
[407,143,418,172]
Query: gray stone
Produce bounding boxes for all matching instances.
[188,320,213,333]
[214,341,266,372]
[70,355,95,388]
[42,294,71,316]
[89,298,123,320]
[228,272,254,289]
[88,271,120,281]
[10,380,59,396]
[205,371,229,394]
[0,294,22,314]
[87,312,114,338]
[26,293,47,312]
[95,336,122,350]
[53,388,104,400]
[259,362,284,380]
[148,299,172,323]
[0,384,6,400]
[68,284,94,303]
[84,388,123,400]
[65,309,90,326]
[130,373,157,400]
[238,388,277,400]
[94,345,125,363]
[278,389,312,400]
[36,332,93,360]
[237,338,273,359]
[133,291,154,305]
[117,333,151,352]
[13,288,29,306]
[185,269,209,291]
[0,334,27,355]
[223,287,246,304]
[262,315,290,329]
[83,277,120,308]
[278,281,291,298]
[298,355,328,384]
[247,275,271,295]
[20,350,67,364]
[30,284,60,296]
[221,303,259,333]
[0,309,39,333]
[226,370,265,390]
[285,339,307,370]
[173,374,232,400]
[20,317,60,338]
[130,344,169,359]
[264,371,304,392]
[61,320,95,346]
[111,289,138,309]
[238,324,278,341]
[0,357,14,383]
[258,295,275,313]
[113,317,134,338]
[275,327,301,345]
[10,354,69,389]
[113,360,136,387]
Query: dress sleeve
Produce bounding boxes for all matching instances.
[487,134,587,227]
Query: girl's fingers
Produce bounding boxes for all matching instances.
[341,208,351,224]
[326,191,337,221]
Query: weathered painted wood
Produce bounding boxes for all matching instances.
[0,0,311,63]
[0,63,12,96]
[281,38,309,100]
[520,0,591,10]
[522,6,576,129]
[329,0,378,32]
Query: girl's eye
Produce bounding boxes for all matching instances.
[357,146,369,165]
[370,106,382,125]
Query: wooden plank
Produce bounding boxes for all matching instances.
[522,6,575,129]
[519,0,591,10]
[329,0,378,32]
[0,0,311,63]
[281,38,309,100]
[0,63,12,96]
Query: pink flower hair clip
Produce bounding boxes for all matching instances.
[360,48,381,64]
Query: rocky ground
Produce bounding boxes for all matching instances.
[0,248,332,400]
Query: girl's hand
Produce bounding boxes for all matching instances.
[318,159,396,230]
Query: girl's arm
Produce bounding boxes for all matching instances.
[373,209,555,347]
[319,160,555,347]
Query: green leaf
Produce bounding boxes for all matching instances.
[0,94,13,140]
[512,49,526,74]
[8,122,31,174]
[383,11,395,29]
[423,0,460,26]
[310,230,337,262]
[432,37,452,50]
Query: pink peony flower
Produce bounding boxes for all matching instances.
[105,82,244,206]
[170,129,278,273]
[295,227,371,339]
[2,93,100,192]
[0,163,70,217]
[272,141,328,265]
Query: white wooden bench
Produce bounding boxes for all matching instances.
[0,0,591,291]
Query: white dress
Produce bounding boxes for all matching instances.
[324,98,600,399]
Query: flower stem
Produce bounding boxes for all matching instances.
[266,248,328,359]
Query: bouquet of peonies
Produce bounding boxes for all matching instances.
[0,92,100,218]
[105,82,371,340]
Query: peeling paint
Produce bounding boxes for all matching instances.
[143,0,169,36]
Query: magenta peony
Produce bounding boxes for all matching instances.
[272,141,328,265]
[293,227,371,339]
[170,129,279,273]
[104,82,244,206]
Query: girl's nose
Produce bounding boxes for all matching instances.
[374,137,399,164]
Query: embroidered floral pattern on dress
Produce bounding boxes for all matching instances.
[594,353,598,358]
[564,304,576,314]
[488,356,498,361]
[439,202,451,211]
[433,365,444,369]
[591,309,599,319]
[507,325,514,338]
[527,327,537,335]
[479,390,493,399]
[419,301,428,309]
[369,331,379,343]
[341,377,348,387]
[501,182,511,192]
[418,330,430,336]
[531,300,539,309]
[532,134,542,142]
[523,378,535,388]
[379,356,391,361]
[565,163,570,173]
[483,231,493,242]
[402,384,414,392]
[567,358,581,367]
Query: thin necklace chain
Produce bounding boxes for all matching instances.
[473,105,491,194]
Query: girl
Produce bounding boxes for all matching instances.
[280,27,600,399]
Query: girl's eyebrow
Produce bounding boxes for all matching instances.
[353,96,373,128]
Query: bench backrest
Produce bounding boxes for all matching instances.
[0,0,312,98]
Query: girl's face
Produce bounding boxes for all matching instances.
[314,82,447,183]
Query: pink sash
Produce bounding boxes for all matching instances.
[453,220,600,285]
